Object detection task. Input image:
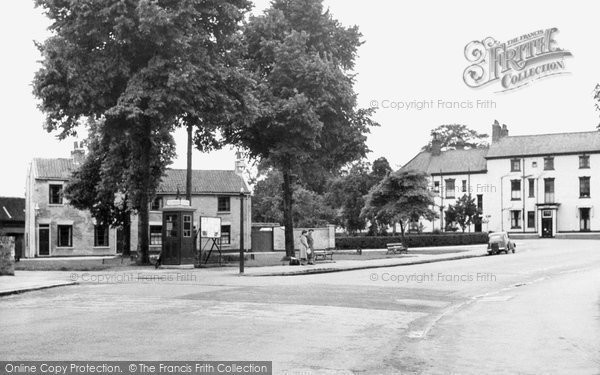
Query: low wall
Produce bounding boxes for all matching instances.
[273,225,335,251]
[0,235,15,276]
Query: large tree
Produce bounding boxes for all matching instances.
[33,0,252,263]
[252,169,336,227]
[422,124,489,151]
[362,171,437,245]
[327,157,392,234]
[226,0,376,257]
[445,194,480,232]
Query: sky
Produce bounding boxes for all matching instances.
[1,0,599,198]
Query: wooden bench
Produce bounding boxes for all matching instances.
[386,242,407,255]
[313,249,334,261]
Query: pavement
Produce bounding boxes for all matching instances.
[0,272,77,296]
[243,245,487,276]
[0,245,487,294]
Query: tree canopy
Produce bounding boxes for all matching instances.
[422,124,489,151]
[362,171,437,242]
[225,0,376,255]
[33,0,253,263]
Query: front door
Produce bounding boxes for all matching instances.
[38,224,50,256]
[162,213,180,265]
[542,218,553,237]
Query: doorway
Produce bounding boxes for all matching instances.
[541,217,553,237]
[38,224,50,256]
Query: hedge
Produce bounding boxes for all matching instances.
[335,232,489,249]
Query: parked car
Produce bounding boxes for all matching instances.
[487,232,516,255]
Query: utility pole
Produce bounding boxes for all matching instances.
[239,191,245,274]
[186,124,192,202]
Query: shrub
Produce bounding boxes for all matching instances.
[335,232,489,249]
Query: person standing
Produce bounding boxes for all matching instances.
[307,229,315,265]
[299,230,309,265]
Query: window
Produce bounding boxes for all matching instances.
[511,159,521,172]
[532,161,538,168]
[49,184,63,204]
[150,225,162,245]
[579,155,590,169]
[166,214,178,237]
[57,225,72,247]
[151,197,163,211]
[544,157,554,170]
[476,194,483,210]
[218,197,231,212]
[527,211,535,229]
[221,225,231,245]
[183,215,192,237]
[511,180,521,200]
[445,179,455,199]
[461,180,467,193]
[94,225,109,247]
[544,178,555,203]
[580,208,591,232]
[580,177,591,198]
[433,181,440,193]
[510,210,521,229]
[528,179,535,198]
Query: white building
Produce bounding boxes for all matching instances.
[401,122,600,237]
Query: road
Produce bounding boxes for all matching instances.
[1,239,600,374]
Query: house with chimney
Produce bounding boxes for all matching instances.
[401,121,600,237]
[24,143,251,258]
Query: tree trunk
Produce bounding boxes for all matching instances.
[399,221,406,248]
[122,213,131,257]
[137,121,151,265]
[186,123,192,202]
[282,168,295,258]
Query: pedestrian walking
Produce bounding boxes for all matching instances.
[299,230,309,265]
[307,229,315,265]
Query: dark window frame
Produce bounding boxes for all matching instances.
[579,177,591,198]
[49,184,63,205]
[94,225,109,247]
[580,208,591,232]
[510,210,522,229]
[445,179,455,199]
[528,179,535,198]
[527,211,536,229]
[511,179,521,200]
[510,159,521,172]
[150,197,163,211]
[217,196,231,212]
[221,225,231,245]
[579,155,590,169]
[544,157,554,171]
[57,225,72,247]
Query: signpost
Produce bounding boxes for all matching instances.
[199,217,222,265]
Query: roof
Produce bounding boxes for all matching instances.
[486,131,600,159]
[400,148,488,175]
[157,169,250,194]
[0,197,25,222]
[33,158,249,194]
[33,158,76,180]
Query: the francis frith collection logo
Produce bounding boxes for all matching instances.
[463,28,572,92]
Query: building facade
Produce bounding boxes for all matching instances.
[24,145,251,257]
[401,123,600,237]
[0,197,25,258]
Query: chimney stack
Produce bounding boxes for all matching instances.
[501,124,509,138]
[71,141,85,165]
[234,150,246,177]
[492,120,502,143]
[431,132,442,156]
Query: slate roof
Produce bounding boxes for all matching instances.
[486,131,600,159]
[33,159,249,194]
[400,148,488,175]
[0,197,25,222]
[157,169,250,195]
[33,158,76,180]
